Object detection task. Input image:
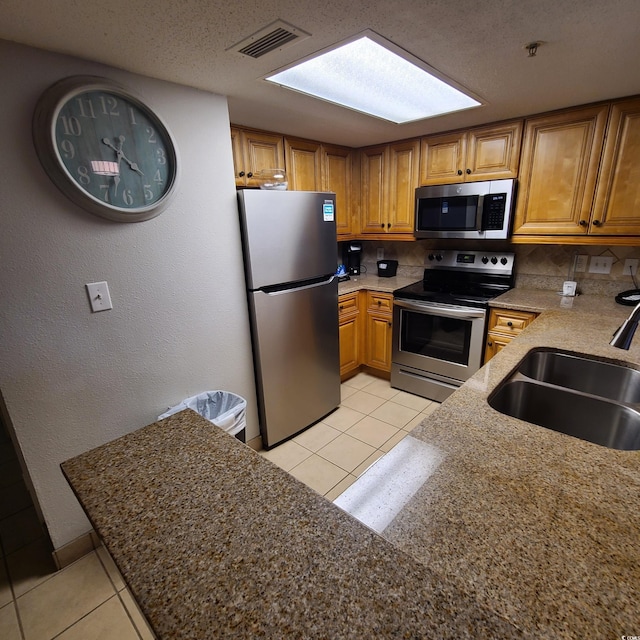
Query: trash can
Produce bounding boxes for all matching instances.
[158,391,247,442]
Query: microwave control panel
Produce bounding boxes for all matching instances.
[481,193,507,230]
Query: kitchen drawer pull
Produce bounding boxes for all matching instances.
[507,321,513,327]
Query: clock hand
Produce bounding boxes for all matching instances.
[101,137,144,176]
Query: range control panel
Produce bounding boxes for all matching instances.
[426,250,515,275]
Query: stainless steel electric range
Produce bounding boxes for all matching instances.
[391,250,515,402]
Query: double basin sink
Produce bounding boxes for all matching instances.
[488,348,640,450]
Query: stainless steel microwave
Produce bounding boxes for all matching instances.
[414,179,516,240]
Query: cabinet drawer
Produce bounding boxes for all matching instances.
[338,293,360,318]
[366,291,393,314]
[487,308,538,336]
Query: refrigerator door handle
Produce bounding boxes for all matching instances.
[260,275,336,296]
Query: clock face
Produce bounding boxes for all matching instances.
[33,77,179,222]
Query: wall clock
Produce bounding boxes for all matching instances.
[33,76,179,222]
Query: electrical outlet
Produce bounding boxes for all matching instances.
[377,248,384,260]
[574,254,588,273]
[623,258,639,276]
[86,281,113,312]
[588,256,614,274]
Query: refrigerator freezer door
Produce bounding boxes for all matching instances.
[248,277,340,448]
[238,190,337,290]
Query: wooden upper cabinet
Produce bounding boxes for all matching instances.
[231,127,285,188]
[388,139,420,233]
[284,138,322,191]
[322,144,353,236]
[360,145,387,234]
[419,121,522,185]
[512,105,609,236]
[590,97,640,236]
[360,139,419,235]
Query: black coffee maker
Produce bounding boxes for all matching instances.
[343,242,363,275]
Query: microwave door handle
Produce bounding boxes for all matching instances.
[394,299,485,319]
[477,194,485,232]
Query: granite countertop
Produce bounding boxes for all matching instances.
[338,272,418,295]
[62,289,640,639]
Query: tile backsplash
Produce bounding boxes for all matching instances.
[353,240,640,297]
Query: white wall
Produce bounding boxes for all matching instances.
[0,40,258,550]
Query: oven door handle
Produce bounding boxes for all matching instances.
[394,299,486,319]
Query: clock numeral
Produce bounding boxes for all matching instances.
[156,148,166,165]
[146,127,157,144]
[99,184,111,203]
[59,115,82,136]
[99,95,120,117]
[60,139,75,159]
[75,97,96,119]
[143,185,154,201]
[153,169,163,185]
[77,166,90,185]
[122,189,134,206]
[128,107,138,125]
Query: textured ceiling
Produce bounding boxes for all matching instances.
[2,0,640,146]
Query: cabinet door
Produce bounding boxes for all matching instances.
[388,139,420,233]
[590,98,640,235]
[360,146,387,234]
[484,333,511,363]
[242,130,285,188]
[419,132,466,185]
[512,105,609,235]
[339,293,360,378]
[285,138,322,191]
[339,315,360,376]
[230,127,246,187]
[365,312,393,371]
[322,144,353,236]
[465,121,523,181]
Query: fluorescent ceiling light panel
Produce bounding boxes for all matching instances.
[265,34,481,124]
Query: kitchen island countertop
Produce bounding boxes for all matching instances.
[62,290,640,639]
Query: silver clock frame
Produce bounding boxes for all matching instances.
[32,75,180,223]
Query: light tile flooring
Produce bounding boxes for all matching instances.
[0,372,438,639]
[0,426,154,639]
[259,372,439,501]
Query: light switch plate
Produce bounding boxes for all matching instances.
[574,254,588,273]
[588,256,614,274]
[86,281,113,312]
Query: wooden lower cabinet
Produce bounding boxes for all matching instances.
[363,292,393,374]
[338,292,361,379]
[484,307,538,363]
[338,290,393,379]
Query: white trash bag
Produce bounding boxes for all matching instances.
[158,391,246,436]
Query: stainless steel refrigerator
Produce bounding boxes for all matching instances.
[237,189,340,449]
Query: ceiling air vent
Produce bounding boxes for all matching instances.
[230,20,310,59]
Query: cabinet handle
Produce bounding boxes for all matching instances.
[388,322,392,327]
[387,222,391,229]
[238,171,245,177]
[247,172,253,178]
[488,341,493,347]
[339,305,344,310]
[377,300,382,306]
[380,223,385,228]
[507,321,513,327]
[457,169,463,175]
[592,219,601,226]
[579,220,587,226]
[466,168,471,174]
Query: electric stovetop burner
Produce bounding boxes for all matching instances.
[394,250,516,308]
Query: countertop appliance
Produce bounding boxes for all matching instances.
[343,241,363,275]
[391,250,515,401]
[414,179,516,240]
[237,190,340,449]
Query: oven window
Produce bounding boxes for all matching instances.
[400,310,471,365]
[417,195,478,231]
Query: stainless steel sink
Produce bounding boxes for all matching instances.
[488,349,640,451]
[517,348,640,404]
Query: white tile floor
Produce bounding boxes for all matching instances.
[0,372,438,638]
[259,373,439,500]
